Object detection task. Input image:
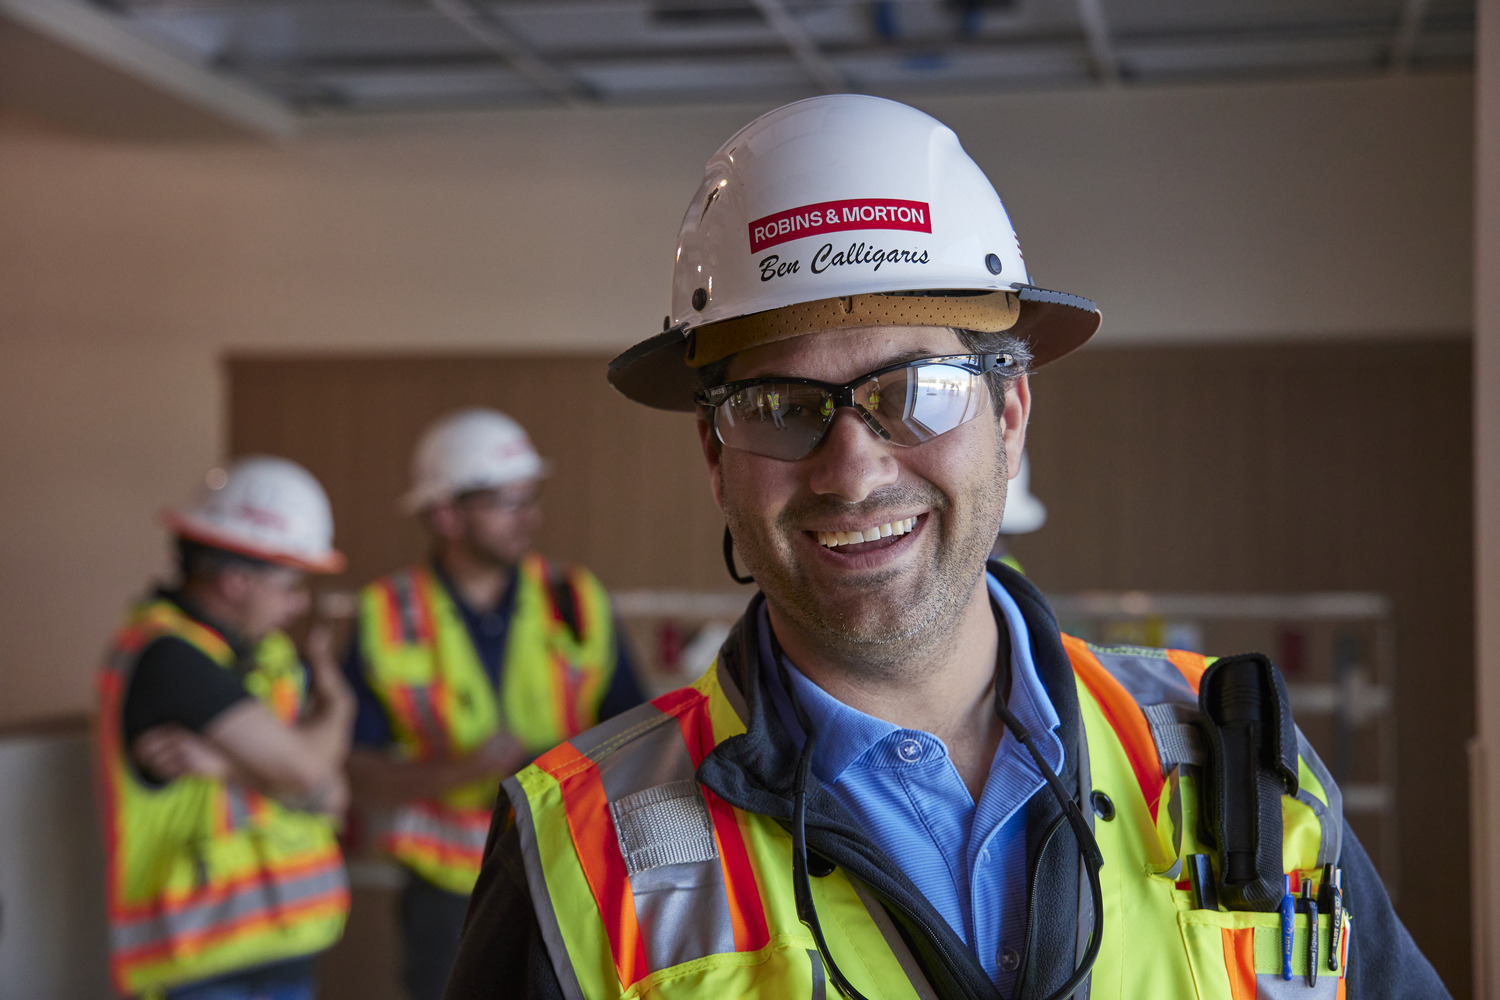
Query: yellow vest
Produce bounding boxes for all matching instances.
[96,600,348,998]
[358,555,617,894]
[507,636,1349,999]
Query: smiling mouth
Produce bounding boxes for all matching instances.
[813,516,918,549]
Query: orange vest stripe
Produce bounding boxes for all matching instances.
[537,740,650,987]
[1221,927,1256,1000]
[1166,649,1211,690]
[1063,635,1165,817]
[656,686,771,952]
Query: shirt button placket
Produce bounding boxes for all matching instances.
[999,945,1022,973]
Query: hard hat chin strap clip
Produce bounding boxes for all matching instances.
[722,526,754,585]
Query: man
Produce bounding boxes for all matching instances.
[345,407,643,1000]
[447,96,1448,999]
[97,456,353,1000]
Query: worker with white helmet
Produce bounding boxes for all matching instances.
[344,408,643,1000]
[447,96,1447,1000]
[96,456,353,1000]
[990,453,1046,574]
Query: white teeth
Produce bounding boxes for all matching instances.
[816,516,920,548]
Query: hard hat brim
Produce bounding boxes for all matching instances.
[397,458,553,515]
[161,510,347,575]
[609,285,1101,412]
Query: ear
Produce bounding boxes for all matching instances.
[1001,374,1031,477]
[696,411,726,511]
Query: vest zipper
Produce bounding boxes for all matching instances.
[1011,813,1067,1000]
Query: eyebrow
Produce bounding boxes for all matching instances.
[740,347,945,382]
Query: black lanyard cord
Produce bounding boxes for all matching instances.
[773,628,1104,1000]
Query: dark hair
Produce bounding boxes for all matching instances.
[175,537,274,582]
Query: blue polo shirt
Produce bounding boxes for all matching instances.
[761,571,1063,993]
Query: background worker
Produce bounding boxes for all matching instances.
[344,407,644,1000]
[97,456,353,1000]
[447,95,1447,999]
[990,452,1046,574]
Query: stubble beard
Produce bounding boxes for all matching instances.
[723,449,1009,680]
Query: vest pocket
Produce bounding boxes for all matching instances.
[1177,906,1348,999]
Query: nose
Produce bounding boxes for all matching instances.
[804,407,900,503]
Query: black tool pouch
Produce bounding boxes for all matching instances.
[1197,653,1300,911]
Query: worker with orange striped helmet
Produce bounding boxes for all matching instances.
[448,96,1446,1000]
[95,456,353,999]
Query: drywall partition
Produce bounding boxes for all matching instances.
[0,73,1473,728]
[0,726,112,995]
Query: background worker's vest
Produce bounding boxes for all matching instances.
[508,638,1349,1000]
[96,600,349,998]
[359,555,617,895]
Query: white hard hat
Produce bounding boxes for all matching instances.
[402,408,549,513]
[609,94,1101,411]
[162,456,345,573]
[1000,454,1047,535]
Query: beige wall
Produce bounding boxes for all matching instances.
[0,72,1475,726]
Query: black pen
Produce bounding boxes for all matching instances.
[1301,881,1318,987]
[1325,866,1343,972]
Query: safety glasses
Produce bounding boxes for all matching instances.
[697,354,1013,461]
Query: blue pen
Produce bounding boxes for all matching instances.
[1279,874,1295,981]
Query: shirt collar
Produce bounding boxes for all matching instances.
[761,569,1062,785]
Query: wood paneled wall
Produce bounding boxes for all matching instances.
[229,337,1472,996]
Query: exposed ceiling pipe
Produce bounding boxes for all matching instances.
[427,0,589,104]
[749,0,848,93]
[1073,0,1119,84]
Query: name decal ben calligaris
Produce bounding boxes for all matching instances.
[748,198,932,254]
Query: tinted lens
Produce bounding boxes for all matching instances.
[861,362,990,445]
[715,383,833,460]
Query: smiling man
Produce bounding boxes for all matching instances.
[446,96,1446,1000]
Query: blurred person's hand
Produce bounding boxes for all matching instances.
[303,623,354,719]
[132,724,233,782]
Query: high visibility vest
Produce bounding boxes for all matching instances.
[96,600,349,998]
[507,636,1350,1000]
[358,555,618,895]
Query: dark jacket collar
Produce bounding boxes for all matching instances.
[696,562,1090,1000]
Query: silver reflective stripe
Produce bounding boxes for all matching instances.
[808,948,827,1000]
[1255,973,1339,999]
[1089,646,1199,709]
[1141,703,1206,772]
[111,861,346,953]
[848,880,940,1000]
[1295,729,1343,866]
[611,780,717,873]
[406,687,447,755]
[597,712,737,972]
[225,787,254,830]
[572,701,671,763]
[391,806,489,854]
[504,778,589,1000]
[391,572,421,644]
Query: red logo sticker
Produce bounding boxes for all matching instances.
[748,198,932,254]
